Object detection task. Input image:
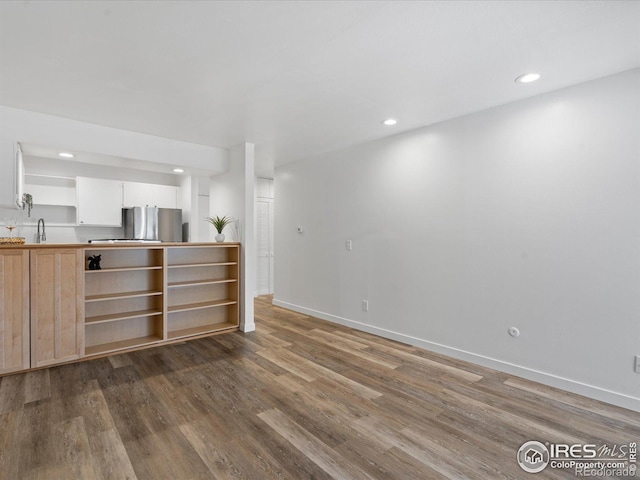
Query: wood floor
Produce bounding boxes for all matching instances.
[1,295,638,479]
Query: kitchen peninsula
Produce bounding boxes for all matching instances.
[0,242,240,375]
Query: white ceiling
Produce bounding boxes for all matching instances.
[1,1,639,177]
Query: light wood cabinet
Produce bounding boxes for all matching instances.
[83,244,239,356]
[83,247,165,356]
[0,243,239,375]
[166,245,239,339]
[30,249,84,367]
[0,250,30,374]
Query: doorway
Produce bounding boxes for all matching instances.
[256,178,274,295]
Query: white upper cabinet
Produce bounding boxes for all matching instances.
[123,181,177,209]
[122,181,153,207]
[14,143,23,209]
[0,140,19,208]
[76,177,123,226]
[151,184,178,209]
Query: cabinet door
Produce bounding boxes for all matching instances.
[152,184,177,209]
[77,177,123,226]
[123,182,177,209]
[15,143,24,209]
[0,139,18,208]
[123,181,153,207]
[30,249,84,367]
[0,250,30,374]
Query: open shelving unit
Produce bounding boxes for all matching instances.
[166,244,240,340]
[24,173,77,206]
[83,247,165,356]
[82,243,240,357]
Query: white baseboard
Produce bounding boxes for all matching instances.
[240,323,256,333]
[272,298,639,413]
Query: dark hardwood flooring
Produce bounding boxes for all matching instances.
[1,295,638,479]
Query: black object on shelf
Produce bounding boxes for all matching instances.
[88,255,102,270]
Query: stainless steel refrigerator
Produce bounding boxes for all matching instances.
[123,206,183,242]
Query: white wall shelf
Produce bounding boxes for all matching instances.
[24,173,76,207]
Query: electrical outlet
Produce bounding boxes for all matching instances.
[346,240,352,251]
[635,356,640,374]
[362,299,369,312]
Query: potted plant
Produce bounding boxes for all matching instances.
[206,215,233,242]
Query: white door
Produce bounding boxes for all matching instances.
[256,199,274,295]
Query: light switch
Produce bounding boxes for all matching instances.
[346,240,352,251]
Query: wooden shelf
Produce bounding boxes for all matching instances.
[1,244,240,375]
[86,290,163,302]
[80,244,240,361]
[167,261,237,269]
[167,321,238,340]
[85,335,163,356]
[168,299,237,314]
[85,309,163,325]
[168,278,237,288]
[85,266,162,273]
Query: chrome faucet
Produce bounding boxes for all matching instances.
[37,218,46,243]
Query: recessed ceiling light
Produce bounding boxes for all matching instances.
[515,73,541,84]
[172,168,184,173]
[382,118,397,126]
[58,152,74,158]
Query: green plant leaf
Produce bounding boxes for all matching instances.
[206,215,234,234]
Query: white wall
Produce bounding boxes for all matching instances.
[179,175,213,242]
[179,175,193,241]
[274,69,640,411]
[210,143,256,332]
[197,176,212,242]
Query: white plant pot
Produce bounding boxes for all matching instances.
[215,233,225,242]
